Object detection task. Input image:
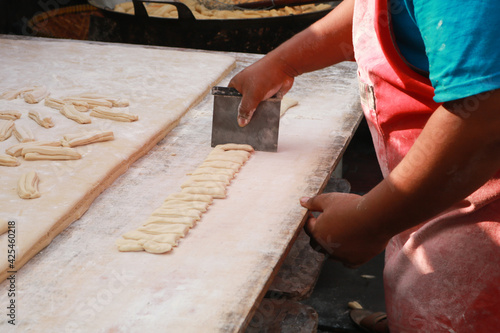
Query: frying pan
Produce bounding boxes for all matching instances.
[87,0,339,53]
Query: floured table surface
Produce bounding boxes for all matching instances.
[0,36,362,332]
[0,36,235,280]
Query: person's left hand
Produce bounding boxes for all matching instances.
[300,192,389,267]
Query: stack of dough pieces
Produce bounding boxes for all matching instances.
[116,143,254,254]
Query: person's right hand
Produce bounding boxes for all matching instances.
[228,56,296,127]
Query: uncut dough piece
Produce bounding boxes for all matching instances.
[90,106,138,122]
[22,146,81,161]
[13,124,35,143]
[24,86,49,104]
[0,154,20,167]
[28,110,54,128]
[164,192,213,203]
[6,140,61,157]
[280,97,299,116]
[143,240,172,254]
[18,170,41,199]
[0,110,21,121]
[182,186,226,199]
[71,101,89,112]
[61,130,114,148]
[44,97,65,110]
[60,104,91,124]
[45,97,89,112]
[144,216,197,227]
[0,119,15,141]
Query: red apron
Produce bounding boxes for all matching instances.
[352,0,500,331]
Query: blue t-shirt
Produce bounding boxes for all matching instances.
[390,0,500,103]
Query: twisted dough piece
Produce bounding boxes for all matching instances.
[18,171,41,199]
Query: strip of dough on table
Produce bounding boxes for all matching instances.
[116,144,254,254]
[0,110,21,121]
[28,110,54,128]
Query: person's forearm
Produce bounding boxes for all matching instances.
[358,90,500,241]
[265,0,355,77]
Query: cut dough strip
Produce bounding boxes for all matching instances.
[61,130,114,148]
[6,140,61,157]
[22,146,81,161]
[13,124,35,143]
[215,143,254,152]
[164,192,213,203]
[144,216,197,227]
[24,86,49,104]
[0,154,20,167]
[63,97,113,109]
[200,160,241,171]
[205,152,249,164]
[1,87,33,100]
[0,110,22,121]
[18,171,41,199]
[44,97,65,110]
[181,186,226,199]
[143,241,172,254]
[28,110,54,128]
[76,93,130,107]
[0,86,50,104]
[151,208,203,220]
[161,200,210,212]
[90,106,138,122]
[45,97,89,112]
[122,230,181,245]
[115,239,144,252]
[0,119,15,141]
[60,104,91,124]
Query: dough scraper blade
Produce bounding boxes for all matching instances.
[211,86,280,152]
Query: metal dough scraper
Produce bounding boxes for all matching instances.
[211,86,281,152]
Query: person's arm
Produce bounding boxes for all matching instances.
[228,0,355,126]
[301,89,500,267]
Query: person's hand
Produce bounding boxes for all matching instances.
[300,193,389,267]
[228,56,295,127]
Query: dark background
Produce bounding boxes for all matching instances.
[0,0,86,35]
